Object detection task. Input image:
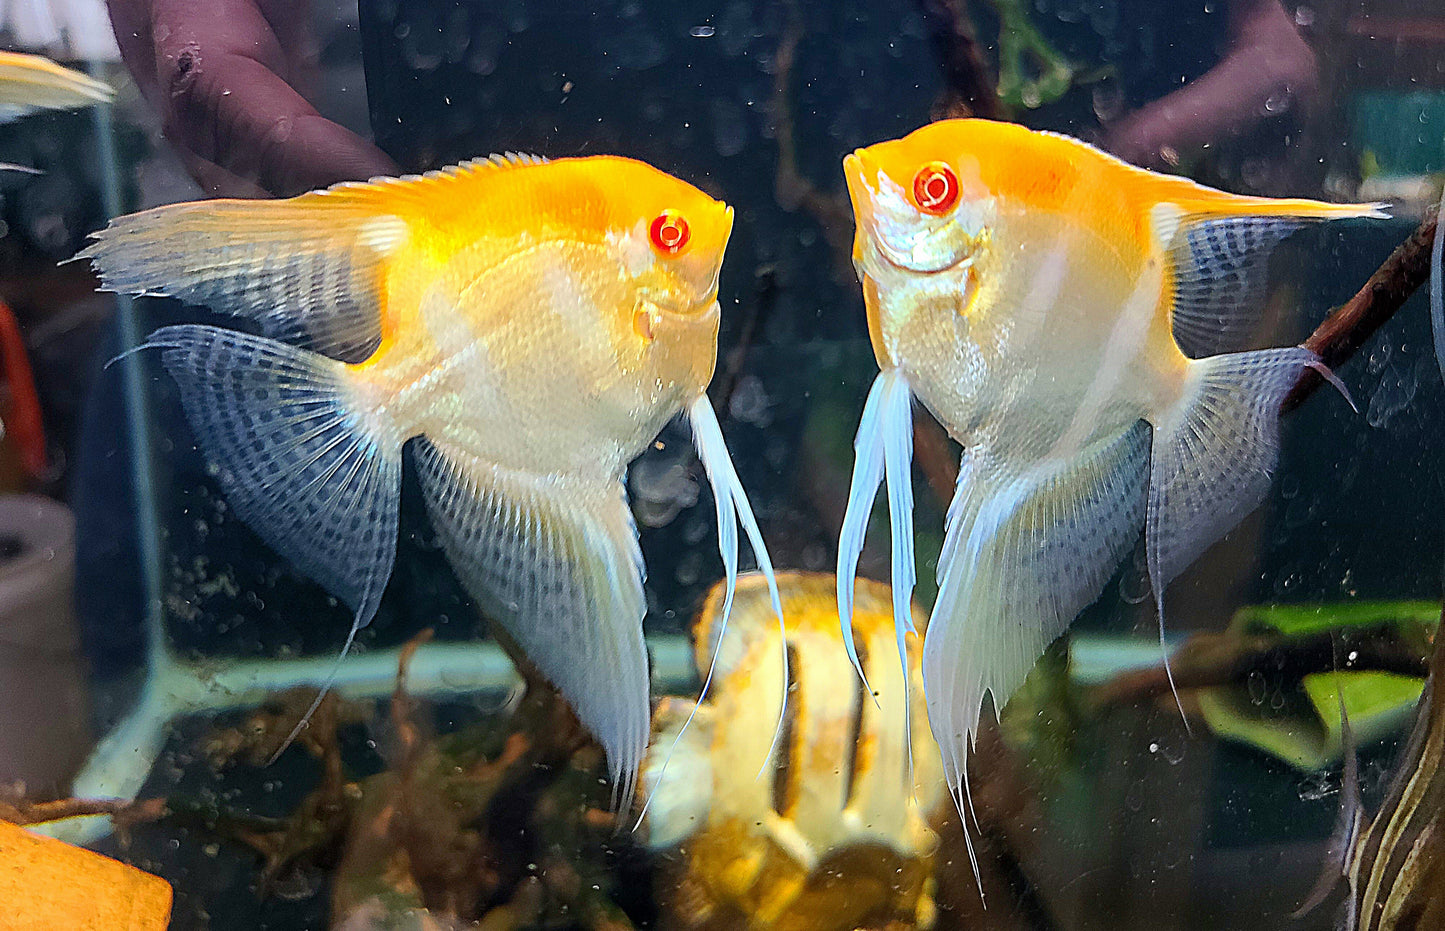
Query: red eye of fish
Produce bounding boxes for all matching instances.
[912,162,959,214]
[649,210,690,254]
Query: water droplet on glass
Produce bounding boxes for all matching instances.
[630,452,700,528]
[728,374,772,427]
[1092,83,1124,122]
[718,2,754,57]
[1247,669,1267,705]
[690,25,716,37]
[675,550,703,586]
[1366,351,1419,429]
[1119,564,1151,604]
[711,98,748,158]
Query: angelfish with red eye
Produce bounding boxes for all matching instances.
[80,152,784,812]
[650,209,691,253]
[835,119,1383,898]
[912,161,959,214]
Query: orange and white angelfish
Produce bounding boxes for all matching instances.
[834,119,1381,874]
[81,154,783,805]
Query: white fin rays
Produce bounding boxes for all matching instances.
[686,395,786,773]
[924,423,1150,892]
[413,438,650,810]
[1157,202,1386,360]
[145,324,403,757]
[835,370,918,748]
[1163,212,1307,358]
[80,198,406,363]
[1146,347,1321,609]
[1146,347,1327,729]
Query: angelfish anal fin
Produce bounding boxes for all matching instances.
[1146,347,1320,608]
[413,438,650,809]
[923,422,1150,826]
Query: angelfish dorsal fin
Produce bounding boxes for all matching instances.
[80,194,408,363]
[481,152,549,169]
[78,151,550,364]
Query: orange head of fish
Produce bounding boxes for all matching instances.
[585,157,734,395]
[843,120,1001,365]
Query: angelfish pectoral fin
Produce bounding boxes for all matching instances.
[923,423,1150,893]
[414,438,650,809]
[835,370,917,731]
[687,395,785,768]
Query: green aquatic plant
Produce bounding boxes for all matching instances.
[1197,601,1437,770]
[989,0,1075,109]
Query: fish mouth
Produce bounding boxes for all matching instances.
[842,150,878,230]
[700,204,733,299]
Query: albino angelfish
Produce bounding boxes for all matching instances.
[82,154,782,804]
[834,119,1381,831]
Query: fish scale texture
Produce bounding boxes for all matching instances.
[414,436,649,807]
[149,324,401,628]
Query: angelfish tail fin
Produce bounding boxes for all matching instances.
[149,325,403,624]
[147,325,404,745]
[1146,347,1322,615]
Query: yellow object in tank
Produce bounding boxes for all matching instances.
[0,819,171,930]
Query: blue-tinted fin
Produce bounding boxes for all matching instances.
[1160,211,1306,357]
[1147,347,1323,614]
[687,395,786,769]
[923,422,1150,889]
[836,369,916,698]
[80,195,407,362]
[1153,202,1386,359]
[146,324,403,748]
[414,437,650,808]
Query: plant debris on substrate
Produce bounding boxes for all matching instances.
[8,629,651,930]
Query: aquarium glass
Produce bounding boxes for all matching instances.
[0,1,1443,928]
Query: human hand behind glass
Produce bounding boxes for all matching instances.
[108,0,397,197]
[1104,0,1320,170]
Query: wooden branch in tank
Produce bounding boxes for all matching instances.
[914,0,1005,120]
[1285,210,1439,411]
[1091,626,1431,713]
